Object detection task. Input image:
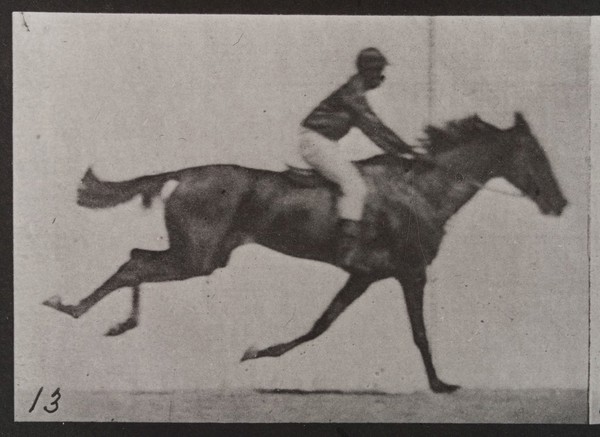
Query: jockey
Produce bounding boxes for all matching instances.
[296,47,424,270]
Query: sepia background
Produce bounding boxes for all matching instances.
[14,14,590,422]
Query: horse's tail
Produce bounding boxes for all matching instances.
[77,167,178,209]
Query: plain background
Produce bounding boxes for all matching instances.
[14,14,589,409]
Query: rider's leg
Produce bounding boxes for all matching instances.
[298,129,369,271]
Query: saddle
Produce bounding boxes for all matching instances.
[282,166,339,189]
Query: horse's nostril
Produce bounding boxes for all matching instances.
[553,198,567,215]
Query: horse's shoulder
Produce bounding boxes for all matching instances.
[360,162,446,233]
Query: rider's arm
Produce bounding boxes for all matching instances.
[341,86,415,157]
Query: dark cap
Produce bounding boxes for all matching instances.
[356,47,389,72]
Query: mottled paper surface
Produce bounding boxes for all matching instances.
[14,14,590,422]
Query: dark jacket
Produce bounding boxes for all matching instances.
[301,74,413,156]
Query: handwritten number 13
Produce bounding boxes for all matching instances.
[29,387,61,413]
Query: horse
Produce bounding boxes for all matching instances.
[43,112,567,393]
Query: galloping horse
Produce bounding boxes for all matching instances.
[44,112,567,393]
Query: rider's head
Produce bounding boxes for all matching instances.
[356,47,389,90]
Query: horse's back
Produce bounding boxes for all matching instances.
[169,162,442,234]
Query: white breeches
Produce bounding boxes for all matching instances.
[298,128,368,221]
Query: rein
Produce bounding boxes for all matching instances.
[462,178,525,198]
[409,153,526,199]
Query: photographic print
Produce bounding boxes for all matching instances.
[13,14,590,423]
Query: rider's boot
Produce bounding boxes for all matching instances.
[336,218,370,273]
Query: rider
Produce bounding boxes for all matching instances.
[295,47,424,270]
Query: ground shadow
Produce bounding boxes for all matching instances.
[255,388,410,396]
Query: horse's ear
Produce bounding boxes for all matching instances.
[514,112,530,132]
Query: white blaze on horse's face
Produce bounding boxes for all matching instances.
[503,113,568,216]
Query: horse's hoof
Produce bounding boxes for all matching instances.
[42,295,62,309]
[431,380,461,394]
[42,296,84,318]
[105,326,126,336]
[105,318,137,336]
[241,346,260,362]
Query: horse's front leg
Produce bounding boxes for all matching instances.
[105,285,140,336]
[396,268,460,393]
[241,274,375,361]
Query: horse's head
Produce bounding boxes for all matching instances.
[500,112,568,216]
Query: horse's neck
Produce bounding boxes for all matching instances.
[422,140,500,224]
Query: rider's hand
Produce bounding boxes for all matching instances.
[399,149,435,166]
[412,146,429,156]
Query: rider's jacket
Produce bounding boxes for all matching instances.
[301,74,413,156]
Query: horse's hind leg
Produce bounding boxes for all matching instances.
[241,274,374,361]
[102,233,238,337]
[44,173,243,330]
[104,285,140,336]
[43,248,191,322]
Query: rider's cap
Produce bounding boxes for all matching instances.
[356,47,389,72]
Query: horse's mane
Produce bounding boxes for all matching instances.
[358,115,501,168]
[419,114,500,155]
[354,115,502,226]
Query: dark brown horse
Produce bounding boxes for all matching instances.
[43,112,567,393]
